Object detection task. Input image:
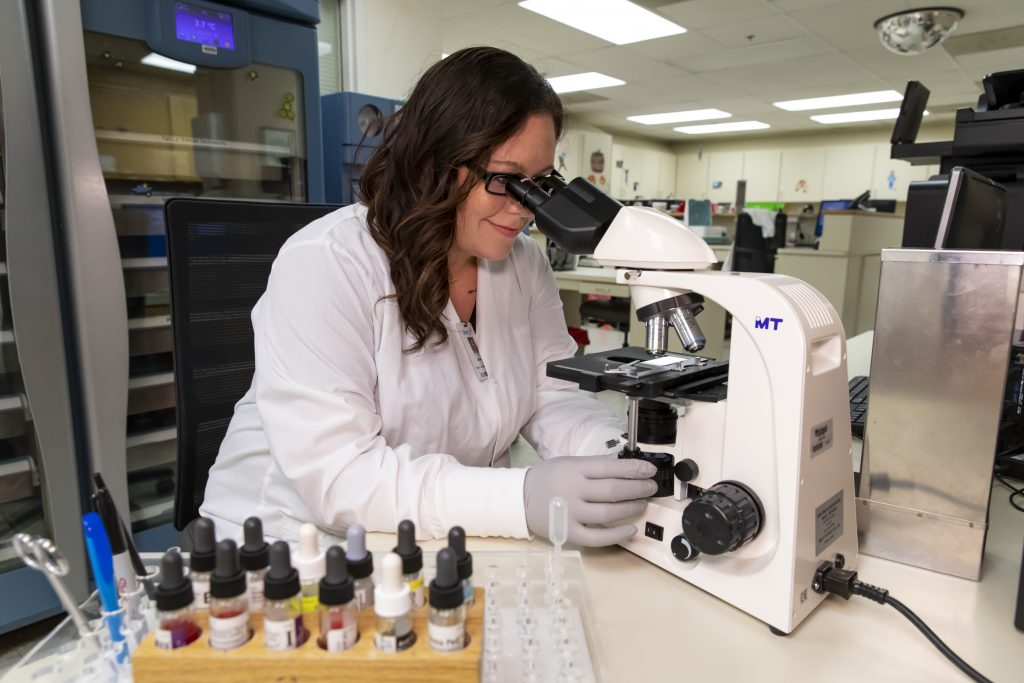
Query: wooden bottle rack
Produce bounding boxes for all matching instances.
[133,588,484,683]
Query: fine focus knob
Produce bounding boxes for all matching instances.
[670,534,699,562]
[681,481,764,556]
[673,458,699,483]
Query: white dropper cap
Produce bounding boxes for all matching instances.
[374,552,411,618]
[293,523,326,582]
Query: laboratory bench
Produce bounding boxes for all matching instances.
[5,335,1021,683]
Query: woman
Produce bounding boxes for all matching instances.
[200,47,657,546]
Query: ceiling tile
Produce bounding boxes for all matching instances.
[786,0,913,52]
[446,4,608,55]
[560,46,687,82]
[764,52,881,89]
[700,13,810,48]
[624,31,727,63]
[953,45,1024,79]
[846,45,961,82]
[658,0,781,29]
[953,0,1024,35]
[675,35,834,71]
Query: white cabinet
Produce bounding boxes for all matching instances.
[870,144,930,200]
[639,149,662,198]
[742,149,781,202]
[707,150,744,203]
[779,147,826,202]
[658,152,677,198]
[675,149,708,199]
[822,145,875,199]
[612,144,645,199]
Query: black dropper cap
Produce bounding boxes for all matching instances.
[190,518,216,573]
[392,519,423,575]
[155,550,193,611]
[263,541,300,601]
[429,548,463,610]
[239,517,269,572]
[448,526,473,582]
[210,539,245,599]
[319,546,354,606]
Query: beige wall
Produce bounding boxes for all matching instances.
[668,120,954,155]
[341,0,443,100]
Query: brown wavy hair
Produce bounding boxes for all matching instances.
[359,47,563,353]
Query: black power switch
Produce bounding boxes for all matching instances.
[644,522,664,541]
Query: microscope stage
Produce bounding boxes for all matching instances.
[547,347,729,401]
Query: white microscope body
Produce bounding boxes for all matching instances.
[593,207,858,634]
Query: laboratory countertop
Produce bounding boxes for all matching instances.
[364,331,1023,683]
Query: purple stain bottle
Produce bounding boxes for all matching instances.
[154,550,200,649]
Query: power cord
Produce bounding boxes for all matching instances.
[994,474,1024,514]
[812,562,994,683]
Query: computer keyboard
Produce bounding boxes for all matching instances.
[849,375,869,439]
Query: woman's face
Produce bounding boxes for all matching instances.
[453,114,556,264]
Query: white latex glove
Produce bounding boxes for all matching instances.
[524,455,657,547]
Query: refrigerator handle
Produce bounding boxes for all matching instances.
[0,0,90,600]
[38,0,131,519]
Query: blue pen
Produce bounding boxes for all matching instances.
[82,512,127,662]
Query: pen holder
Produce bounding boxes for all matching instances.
[132,588,485,683]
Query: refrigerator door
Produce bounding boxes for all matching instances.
[37,0,322,544]
[0,0,90,633]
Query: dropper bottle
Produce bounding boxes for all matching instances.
[208,540,252,651]
[262,541,306,650]
[374,552,415,652]
[239,517,270,613]
[448,526,474,608]
[346,524,374,609]
[154,550,200,650]
[428,548,466,652]
[293,523,326,624]
[318,546,358,652]
[393,520,424,608]
[189,518,216,611]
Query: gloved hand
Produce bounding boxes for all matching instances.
[524,455,658,547]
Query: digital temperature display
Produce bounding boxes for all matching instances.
[175,2,235,51]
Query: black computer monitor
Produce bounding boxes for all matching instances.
[934,167,1007,249]
[891,80,930,145]
[981,68,1024,111]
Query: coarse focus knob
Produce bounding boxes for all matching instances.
[681,481,764,555]
[619,448,674,497]
[673,458,699,483]
[670,535,699,562]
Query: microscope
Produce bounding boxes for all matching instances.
[509,174,858,634]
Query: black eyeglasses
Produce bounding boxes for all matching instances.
[473,166,563,196]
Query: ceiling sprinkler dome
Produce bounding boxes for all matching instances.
[874,7,964,56]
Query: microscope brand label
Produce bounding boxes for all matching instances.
[810,419,834,457]
[815,490,844,556]
[754,316,784,331]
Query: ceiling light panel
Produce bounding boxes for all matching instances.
[774,89,903,111]
[810,108,929,124]
[675,121,770,135]
[519,0,686,45]
[547,72,625,94]
[628,109,731,125]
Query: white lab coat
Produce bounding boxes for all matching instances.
[200,204,625,542]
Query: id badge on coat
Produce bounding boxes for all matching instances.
[458,322,489,381]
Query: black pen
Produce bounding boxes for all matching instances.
[93,473,147,577]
